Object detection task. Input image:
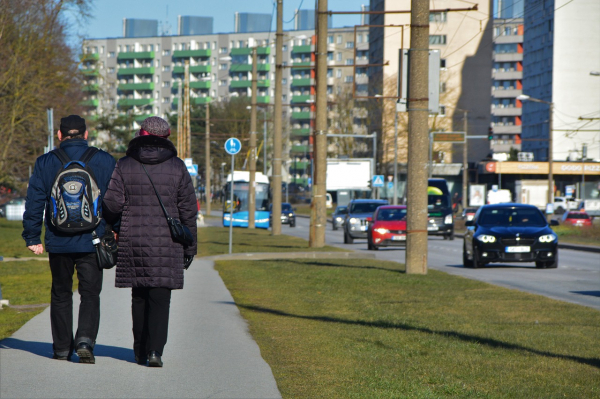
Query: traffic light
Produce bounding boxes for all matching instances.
[488,127,494,141]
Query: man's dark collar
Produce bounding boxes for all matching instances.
[59,138,88,148]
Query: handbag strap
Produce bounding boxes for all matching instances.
[140,163,172,221]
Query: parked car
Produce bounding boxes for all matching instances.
[553,196,579,214]
[461,207,478,222]
[331,205,348,230]
[463,203,559,269]
[343,199,389,244]
[270,202,296,227]
[367,205,407,250]
[561,211,592,227]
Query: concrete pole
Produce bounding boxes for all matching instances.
[271,0,283,235]
[462,110,468,210]
[184,60,191,159]
[264,112,268,176]
[309,0,328,247]
[177,84,183,157]
[547,102,554,220]
[405,0,429,275]
[393,110,398,205]
[248,47,258,229]
[205,102,212,215]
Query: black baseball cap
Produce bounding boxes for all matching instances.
[60,115,86,136]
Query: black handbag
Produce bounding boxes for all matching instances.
[92,226,118,270]
[141,163,194,247]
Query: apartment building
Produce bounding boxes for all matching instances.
[80,21,368,187]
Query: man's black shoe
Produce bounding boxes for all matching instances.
[135,354,147,365]
[76,342,95,364]
[52,352,71,361]
[147,351,163,367]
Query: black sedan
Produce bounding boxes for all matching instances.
[270,202,296,227]
[463,203,559,269]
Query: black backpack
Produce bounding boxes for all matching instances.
[49,147,102,233]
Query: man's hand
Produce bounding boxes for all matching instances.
[27,244,44,255]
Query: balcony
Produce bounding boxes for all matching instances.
[80,99,99,107]
[291,145,310,154]
[291,128,311,137]
[493,53,523,62]
[173,81,211,89]
[291,111,313,119]
[291,45,314,54]
[118,98,154,107]
[292,61,313,68]
[291,95,314,103]
[229,80,270,88]
[494,35,523,44]
[492,88,521,98]
[80,53,99,61]
[230,47,271,56]
[133,114,154,122]
[291,78,314,87]
[290,161,311,170]
[355,75,369,85]
[492,70,522,80]
[256,96,270,104]
[117,51,155,60]
[172,97,212,105]
[172,65,211,74]
[172,49,211,58]
[117,67,155,75]
[82,84,99,92]
[492,107,522,117]
[118,82,155,91]
[491,125,521,134]
[229,63,270,72]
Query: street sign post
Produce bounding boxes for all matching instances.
[225,138,241,254]
[431,132,465,143]
[372,175,384,188]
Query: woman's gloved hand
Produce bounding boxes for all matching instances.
[184,256,194,270]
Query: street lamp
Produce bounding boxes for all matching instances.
[517,94,554,215]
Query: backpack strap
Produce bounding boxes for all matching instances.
[51,148,71,165]
[80,147,99,165]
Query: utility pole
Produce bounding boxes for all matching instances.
[393,110,398,205]
[405,0,429,274]
[177,84,183,157]
[462,110,468,210]
[205,102,211,215]
[248,47,258,229]
[185,60,191,160]
[271,0,283,235]
[309,0,328,247]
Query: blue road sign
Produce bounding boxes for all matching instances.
[372,175,384,188]
[187,164,198,176]
[387,181,394,190]
[225,137,242,155]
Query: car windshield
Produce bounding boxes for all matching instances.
[428,195,449,209]
[335,206,347,215]
[350,202,385,213]
[377,208,407,221]
[479,208,547,227]
[282,204,293,212]
[567,213,589,220]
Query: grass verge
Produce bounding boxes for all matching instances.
[216,257,600,398]
[0,219,35,258]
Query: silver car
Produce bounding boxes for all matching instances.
[331,205,347,230]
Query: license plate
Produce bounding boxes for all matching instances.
[427,226,438,231]
[391,235,406,241]
[505,246,531,253]
[360,226,367,231]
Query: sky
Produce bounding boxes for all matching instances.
[69,0,371,40]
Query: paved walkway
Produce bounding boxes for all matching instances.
[0,258,281,399]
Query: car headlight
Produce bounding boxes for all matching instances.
[349,217,358,224]
[374,228,389,234]
[335,217,342,221]
[476,235,496,243]
[289,213,293,217]
[539,234,557,243]
[444,214,453,224]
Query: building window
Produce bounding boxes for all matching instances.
[108,67,115,73]
[219,63,228,70]
[429,35,447,45]
[219,79,227,86]
[336,35,342,44]
[162,66,170,72]
[327,35,333,44]
[162,81,170,88]
[429,12,447,22]
[345,59,353,65]
[162,97,170,103]
[440,58,447,69]
[344,76,353,83]
[108,51,115,58]
[282,78,287,85]
[162,49,170,56]
[283,45,288,52]
[357,34,363,43]
[336,52,342,61]
[438,105,446,116]
[345,41,354,49]
[220,47,228,54]
[336,69,342,78]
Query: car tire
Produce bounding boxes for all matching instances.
[537,253,558,269]
[443,234,449,240]
[448,231,455,241]
[463,244,474,268]
[472,248,482,269]
[290,220,296,228]
[344,230,354,244]
[332,224,338,231]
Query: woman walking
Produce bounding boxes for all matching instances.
[103,117,197,367]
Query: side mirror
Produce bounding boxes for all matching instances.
[465,220,474,227]
[550,219,559,226]
[366,216,372,222]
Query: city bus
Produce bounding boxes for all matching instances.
[223,171,270,229]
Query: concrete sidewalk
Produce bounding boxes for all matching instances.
[0,259,281,399]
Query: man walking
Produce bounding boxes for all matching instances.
[22,115,116,363]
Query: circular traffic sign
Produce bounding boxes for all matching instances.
[224,137,241,155]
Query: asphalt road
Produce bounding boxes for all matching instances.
[268,215,600,311]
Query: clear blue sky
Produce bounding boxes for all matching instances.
[72,0,370,40]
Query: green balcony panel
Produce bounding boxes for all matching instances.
[82,84,99,92]
[229,80,270,88]
[172,81,211,89]
[80,53,100,61]
[257,96,270,104]
[291,45,314,54]
[293,61,313,67]
[292,95,313,103]
[290,161,310,170]
[291,177,309,186]
[118,82,155,91]
[291,145,310,153]
[193,97,211,105]
[230,64,271,72]
[230,47,271,56]
[80,99,99,107]
[81,69,99,76]
[291,78,314,87]
[134,114,154,121]
[117,67,155,75]
[172,49,211,58]
[118,98,154,107]
[291,111,313,119]
[172,65,211,74]
[291,128,311,136]
[117,51,155,60]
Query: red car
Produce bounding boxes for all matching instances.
[367,205,407,250]
[561,211,592,227]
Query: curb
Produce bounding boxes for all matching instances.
[205,251,376,261]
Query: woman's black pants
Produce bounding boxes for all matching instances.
[131,287,172,357]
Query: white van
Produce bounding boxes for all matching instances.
[326,193,333,208]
